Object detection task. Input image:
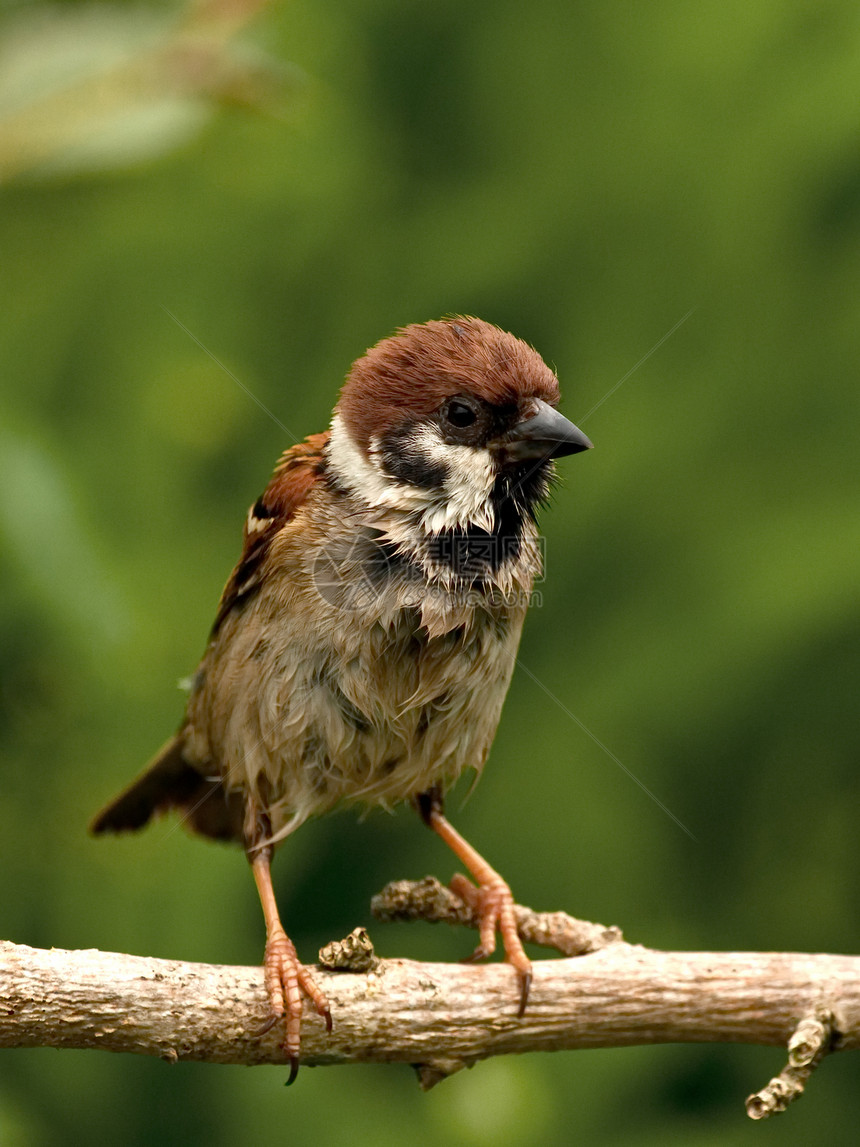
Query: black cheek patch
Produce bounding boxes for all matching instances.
[378,423,447,489]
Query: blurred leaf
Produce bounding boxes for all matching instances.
[0,1,301,182]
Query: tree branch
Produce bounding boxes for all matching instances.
[2,878,857,1115]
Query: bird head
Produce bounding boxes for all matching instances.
[327,316,592,537]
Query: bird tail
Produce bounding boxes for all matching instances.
[89,734,243,842]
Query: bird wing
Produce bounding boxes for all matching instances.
[90,432,330,840]
[209,431,330,637]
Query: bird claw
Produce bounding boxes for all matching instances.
[252,1013,281,1039]
[517,969,532,1018]
[450,874,533,1014]
[262,930,332,1083]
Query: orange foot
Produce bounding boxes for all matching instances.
[261,928,332,1085]
[449,872,532,1016]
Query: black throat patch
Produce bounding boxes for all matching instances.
[424,460,553,581]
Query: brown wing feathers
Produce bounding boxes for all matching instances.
[89,434,329,839]
[210,433,329,637]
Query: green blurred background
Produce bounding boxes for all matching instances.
[2,0,859,1142]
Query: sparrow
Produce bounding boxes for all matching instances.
[91,316,592,1082]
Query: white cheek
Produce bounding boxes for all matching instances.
[444,447,496,531]
[328,413,425,512]
[407,425,496,533]
[327,413,496,532]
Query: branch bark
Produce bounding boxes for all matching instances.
[2,880,858,1108]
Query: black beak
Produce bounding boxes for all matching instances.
[504,399,593,461]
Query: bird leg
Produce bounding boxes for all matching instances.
[248,842,332,1084]
[416,788,532,1016]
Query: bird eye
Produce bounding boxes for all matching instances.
[443,398,478,429]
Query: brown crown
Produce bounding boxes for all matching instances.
[336,316,561,451]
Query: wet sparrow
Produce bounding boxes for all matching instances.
[91,316,592,1080]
